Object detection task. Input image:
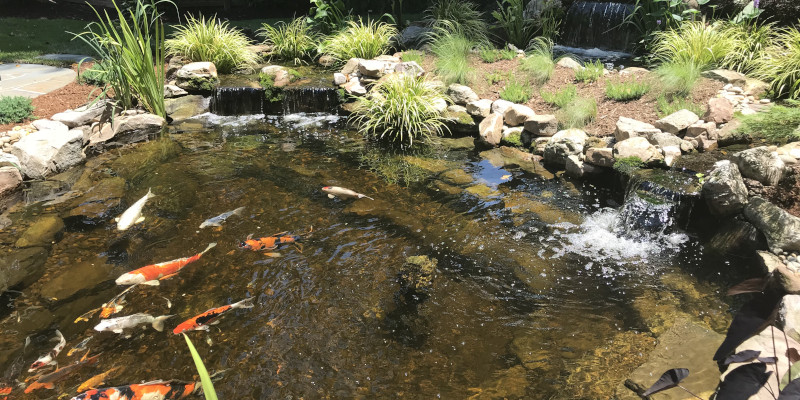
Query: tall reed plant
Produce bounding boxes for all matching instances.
[258,18,319,65]
[430,24,478,85]
[425,0,488,42]
[753,26,800,99]
[319,19,397,65]
[166,14,258,73]
[656,60,701,96]
[492,0,534,49]
[73,0,171,118]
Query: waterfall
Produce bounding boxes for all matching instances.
[560,1,635,51]
[209,86,340,116]
[282,87,340,115]
[210,87,265,116]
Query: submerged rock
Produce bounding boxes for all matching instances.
[732,146,785,186]
[64,176,126,223]
[702,160,749,216]
[39,260,114,301]
[0,247,48,292]
[744,196,800,252]
[399,255,437,293]
[468,365,528,399]
[15,215,64,248]
[165,95,210,122]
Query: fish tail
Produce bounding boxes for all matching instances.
[200,242,217,255]
[361,194,375,200]
[232,206,246,216]
[152,315,174,332]
[233,297,255,309]
[146,187,154,198]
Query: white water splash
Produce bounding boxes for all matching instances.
[276,113,341,129]
[192,112,266,127]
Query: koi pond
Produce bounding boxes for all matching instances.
[0,111,760,398]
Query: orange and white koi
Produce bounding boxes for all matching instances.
[72,380,200,400]
[28,330,65,372]
[77,366,123,393]
[115,243,217,286]
[172,297,255,334]
[24,353,100,393]
[322,186,374,200]
[238,231,304,252]
[0,385,12,400]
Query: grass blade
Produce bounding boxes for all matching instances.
[182,333,218,400]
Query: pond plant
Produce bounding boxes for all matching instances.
[430,24,478,85]
[319,19,397,66]
[183,333,218,400]
[652,20,734,71]
[425,0,487,43]
[166,14,258,73]
[655,60,701,96]
[258,18,319,66]
[520,37,556,85]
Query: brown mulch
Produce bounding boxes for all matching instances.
[0,63,100,132]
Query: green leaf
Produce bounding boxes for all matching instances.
[183,333,218,400]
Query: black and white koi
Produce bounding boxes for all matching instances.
[28,330,65,372]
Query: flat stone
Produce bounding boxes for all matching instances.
[0,63,77,99]
[340,58,363,76]
[503,104,535,127]
[702,69,747,86]
[358,59,397,78]
[51,100,108,128]
[165,95,209,122]
[163,84,188,98]
[745,196,800,253]
[645,131,683,148]
[613,137,664,164]
[654,109,700,134]
[31,119,68,133]
[614,116,660,141]
[65,176,126,222]
[15,215,64,248]
[466,99,492,118]
[10,129,84,179]
[585,147,614,167]
[393,61,424,77]
[523,114,558,137]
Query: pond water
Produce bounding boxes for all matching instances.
[0,112,760,398]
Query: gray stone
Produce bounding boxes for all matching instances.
[0,166,22,198]
[565,155,600,178]
[342,77,366,95]
[466,99,492,118]
[543,129,587,165]
[447,104,468,113]
[613,137,664,164]
[778,295,800,343]
[0,152,20,168]
[503,104,536,127]
[686,121,717,139]
[51,100,108,128]
[704,97,734,124]
[358,59,397,78]
[176,62,220,93]
[645,131,683,148]
[491,99,514,115]
[614,116,660,141]
[333,73,347,86]
[31,119,68,133]
[762,251,800,294]
[732,146,785,186]
[447,84,479,105]
[317,54,336,67]
[397,25,433,50]
[702,160,748,216]
[744,78,770,98]
[260,65,290,87]
[432,98,447,114]
[340,58,363,76]
[702,69,747,86]
[662,145,681,167]
[10,129,84,179]
[696,136,718,152]
[163,84,188,98]
[15,215,64,248]
[393,61,424,77]
[523,114,558,137]
[0,247,48,292]
[556,57,583,70]
[39,261,114,301]
[165,95,209,122]
[653,109,700,134]
[87,113,166,152]
[745,196,800,252]
[585,147,614,167]
[65,176,126,222]
[479,113,504,146]
[443,110,478,136]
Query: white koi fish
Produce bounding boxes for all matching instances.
[93,313,173,334]
[199,206,245,229]
[322,186,374,200]
[28,330,66,372]
[115,188,155,231]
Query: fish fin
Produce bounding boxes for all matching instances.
[360,194,375,200]
[146,187,154,198]
[327,194,335,199]
[232,206,246,216]
[201,242,217,254]
[246,233,253,240]
[114,217,120,222]
[135,216,145,224]
[264,252,281,257]
[234,297,256,309]
[158,273,178,281]
[141,280,161,286]
[152,315,175,332]
[112,329,124,334]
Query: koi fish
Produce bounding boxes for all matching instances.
[77,366,123,393]
[24,353,100,393]
[238,232,303,252]
[199,206,245,229]
[173,297,255,334]
[322,186,374,200]
[94,313,173,334]
[67,336,93,357]
[72,380,201,400]
[0,385,11,400]
[29,329,66,372]
[115,243,217,286]
[115,188,155,231]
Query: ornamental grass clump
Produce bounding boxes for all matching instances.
[605,80,651,101]
[0,96,34,124]
[753,25,800,99]
[351,74,449,147]
[721,21,776,75]
[166,14,258,73]
[558,96,596,128]
[652,20,735,71]
[430,27,476,85]
[574,60,604,83]
[655,60,701,96]
[520,37,555,85]
[541,84,576,108]
[479,46,516,63]
[425,0,488,42]
[258,18,319,66]
[319,19,397,65]
[500,79,532,103]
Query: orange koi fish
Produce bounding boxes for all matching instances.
[238,229,308,253]
[172,297,255,334]
[0,385,12,400]
[24,353,100,393]
[77,366,123,393]
[115,243,216,286]
[72,380,200,400]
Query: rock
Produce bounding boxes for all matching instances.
[165,95,209,122]
[342,77,366,95]
[0,153,20,169]
[317,54,336,67]
[744,196,800,252]
[585,147,614,167]
[702,69,747,86]
[260,65,290,87]
[702,160,748,216]
[503,104,536,127]
[393,61,424,77]
[65,176,126,223]
[491,99,514,115]
[340,58,363,76]
[523,114,558,137]
[163,84,188,98]
[732,146,785,186]
[15,215,64,247]
[613,137,664,164]
[31,119,69,133]
[446,84,479,105]
[565,155,600,178]
[468,365,528,400]
[696,136,718,152]
[556,57,583,70]
[653,109,700,134]
[778,141,800,160]
[333,73,347,86]
[358,59,397,78]
[645,131,683,148]
[39,261,114,301]
[662,145,681,167]
[432,98,447,114]
[10,129,84,179]
[778,295,800,343]
[619,67,649,76]
[397,25,432,50]
[614,116,660,141]
[447,105,467,113]
[478,113,504,146]
[0,166,22,198]
[86,113,166,152]
[762,251,800,294]
[0,247,48,292]
[686,121,717,139]
[51,100,108,128]
[744,78,770,98]
[443,110,478,136]
[176,62,220,93]
[466,99,492,118]
[704,97,734,124]
[543,129,587,166]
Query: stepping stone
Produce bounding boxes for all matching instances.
[0,63,77,98]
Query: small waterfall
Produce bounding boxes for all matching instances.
[561,1,635,51]
[282,87,340,115]
[210,87,265,116]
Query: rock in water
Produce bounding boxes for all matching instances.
[702,160,748,217]
[744,196,800,252]
[732,146,785,186]
[15,215,64,248]
[543,129,587,166]
[10,129,84,179]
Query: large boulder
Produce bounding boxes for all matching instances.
[613,137,664,164]
[523,114,558,137]
[491,99,514,115]
[466,99,492,118]
[585,147,614,167]
[0,166,22,198]
[51,100,108,128]
[745,196,800,252]
[393,61,424,77]
[358,59,398,78]
[478,113,504,146]
[446,84,479,105]
[397,24,433,50]
[10,129,84,179]
[653,109,700,134]
[64,176,126,223]
[732,147,785,186]
[503,104,536,127]
[704,97,734,124]
[86,113,166,152]
[645,131,683,148]
[543,129,587,165]
[702,160,748,217]
[701,69,747,86]
[31,119,69,133]
[614,116,660,141]
[176,62,220,93]
[260,65,290,87]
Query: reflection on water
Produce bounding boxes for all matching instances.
[0,113,740,399]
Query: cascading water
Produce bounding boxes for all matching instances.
[560,1,635,52]
[209,86,340,116]
[282,87,340,114]
[210,87,266,116]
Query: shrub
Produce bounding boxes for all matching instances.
[652,20,734,71]
[492,0,534,49]
[74,0,169,117]
[351,74,449,146]
[558,96,596,128]
[656,94,704,118]
[737,101,800,142]
[425,0,488,42]
[721,21,776,75]
[486,72,504,85]
[605,80,650,101]
[753,25,800,99]
[0,96,34,124]
[319,19,397,65]
[430,28,475,85]
[574,60,604,83]
[258,18,319,66]
[166,14,258,74]
[306,0,349,34]
[401,50,424,64]
[500,79,532,103]
[541,84,576,108]
[655,60,701,96]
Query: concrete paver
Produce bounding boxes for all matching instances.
[0,63,77,98]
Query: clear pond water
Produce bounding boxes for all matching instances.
[0,112,759,398]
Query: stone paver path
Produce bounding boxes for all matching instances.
[0,63,77,98]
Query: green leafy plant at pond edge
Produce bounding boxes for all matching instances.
[721,21,776,75]
[0,96,34,124]
[605,80,651,101]
[737,101,800,143]
[319,19,398,66]
[656,94,704,118]
[541,84,576,108]
[479,47,516,63]
[753,24,800,99]
[258,18,319,66]
[500,79,533,103]
[492,0,534,49]
[557,96,597,128]
[259,73,284,103]
[183,333,218,400]
[613,156,645,175]
[574,60,604,83]
[166,14,258,73]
